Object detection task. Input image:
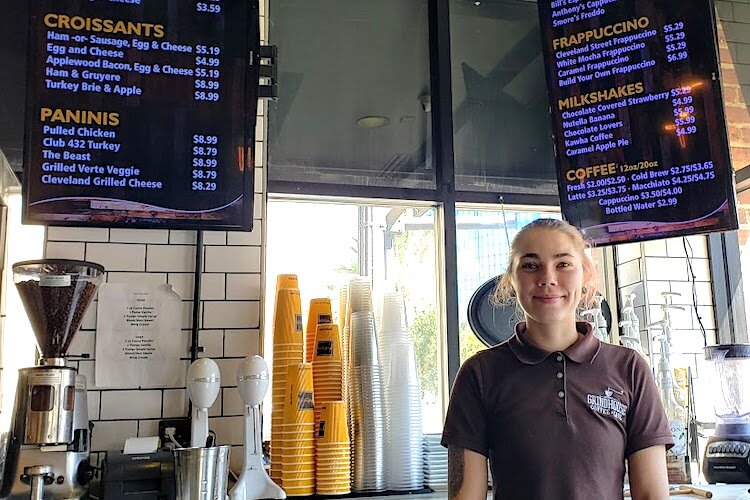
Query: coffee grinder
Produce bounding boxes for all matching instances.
[703,344,750,483]
[0,259,104,499]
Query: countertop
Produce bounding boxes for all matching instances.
[359,485,750,499]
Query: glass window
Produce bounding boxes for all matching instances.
[456,206,561,363]
[449,0,558,195]
[263,198,443,433]
[267,1,434,190]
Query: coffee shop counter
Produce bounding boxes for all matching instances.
[360,486,750,499]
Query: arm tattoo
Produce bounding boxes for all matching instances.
[448,446,465,499]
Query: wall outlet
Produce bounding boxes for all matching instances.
[158,418,191,449]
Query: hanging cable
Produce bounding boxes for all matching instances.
[682,237,707,346]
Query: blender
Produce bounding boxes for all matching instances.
[1,259,104,499]
[703,344,750,483]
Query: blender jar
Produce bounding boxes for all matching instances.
[704,344,750,434]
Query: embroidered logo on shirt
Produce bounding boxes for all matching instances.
[587,387,628,421]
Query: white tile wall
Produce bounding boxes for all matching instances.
[209,393,223,418]
[200,330,224,358]
[169,230,197,245]
[644,257,690,282]
[201,274,226,300]
[204,231,228,245]
[110,229,169,244]
[205,246,261,273]
[227,222,262,246]
[643,239,668,257]
[92,420,138,452]
[204,301,260,329]
[222,388,245,416]
[209,416,244,446]
[163,389,188,419]
[47,226,109,242]
[100,391,162,420]
[31,1,269,454]
[107,272,168,287]
[226,274,262,300]
[46,241,85,260]
[138,420,160,438]
[88,391,101,420]
[224,330,260,357]
[87,243,146,271]
[147,245,196,272]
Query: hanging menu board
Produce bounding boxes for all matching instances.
[538,0,738,245]
[22,0,259,230]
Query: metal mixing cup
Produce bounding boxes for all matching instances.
[173,445,231,500]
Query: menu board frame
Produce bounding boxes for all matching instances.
[22,0,260,231]
[537,0,739,246]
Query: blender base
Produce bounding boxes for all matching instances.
[703,432,750,484]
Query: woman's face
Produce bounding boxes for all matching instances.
[511,228,585,327]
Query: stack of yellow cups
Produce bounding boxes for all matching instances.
[281,363,315,496]
[316,401,351,495]
[305,298,333,363]
[312,324,344,426]
[270,277,303,485]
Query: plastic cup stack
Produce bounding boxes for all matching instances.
[423,434,448,491]
[305,298,333,363]
[270,276,303,485]
[280,363,315,496]
[385,344,423,491]
[315,401,351,496]
[378,292,410,389]
[349,310,385,493]
[312,323,344,426]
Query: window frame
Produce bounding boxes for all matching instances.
[265,0,564,413]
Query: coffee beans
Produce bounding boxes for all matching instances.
[16,278,98,358]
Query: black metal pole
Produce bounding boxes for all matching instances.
[428,0,461,388]
[190,230,204,362]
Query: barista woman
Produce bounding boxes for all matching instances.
[442,219,673,500]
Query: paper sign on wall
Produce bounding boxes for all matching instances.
[95,283,184,388]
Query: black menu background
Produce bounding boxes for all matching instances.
[23,0,259,230]
[538,0,738,245]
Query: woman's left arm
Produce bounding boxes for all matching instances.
[627,445,669,500]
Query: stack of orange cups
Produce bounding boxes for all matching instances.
[281,363,315,496]
[312,324,344,426]
[305,298,333,363]
[316,401,351,495]
[270,282,303,484]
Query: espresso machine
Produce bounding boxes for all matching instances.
[1,259,104,499]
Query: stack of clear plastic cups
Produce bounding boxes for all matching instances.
[315,401,351,495]
[270,285,303,484]
[423,434,448,491]
[349,310,385,493]
[312,324,344,427]
[343,277,373,480]
[280,363,315,496]
[305,298,333,363]
[385,344,423,491]
[378,292,410,385]
[338,285,348,334]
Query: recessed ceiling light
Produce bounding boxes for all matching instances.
[356,116,390,129]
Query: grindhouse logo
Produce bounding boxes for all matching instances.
[587,387,627,421]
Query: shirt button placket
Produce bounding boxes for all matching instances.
[554,353,566,418]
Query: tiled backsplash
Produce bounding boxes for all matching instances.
[39,1,269,470]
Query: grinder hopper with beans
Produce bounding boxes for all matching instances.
[0,259,104,500]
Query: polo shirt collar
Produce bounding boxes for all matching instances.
[508,321,600,365]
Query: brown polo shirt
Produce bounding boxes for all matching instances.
[442,322,673,500]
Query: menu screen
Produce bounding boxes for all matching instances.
[538,0,738,245]
[23,0,259,230]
